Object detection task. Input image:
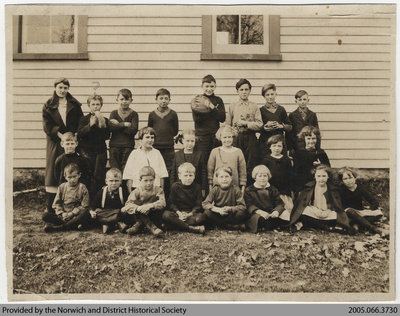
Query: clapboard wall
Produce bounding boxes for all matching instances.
[11,5,395,168]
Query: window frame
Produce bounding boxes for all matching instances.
[13,15,88,60]
[201,15,282,61]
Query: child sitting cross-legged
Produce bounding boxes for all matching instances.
[43,163,90,232]
[244,165,288,233]
[89,168,130,234]
[121,166,166,237]
[202,166,248,230]
[162,162,207,234]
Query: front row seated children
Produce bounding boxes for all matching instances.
[244,165,288,233]
[290,165,354,234]
[123,127,168,193]
[43,163,90,232]
[54,132,92,191]
[89,168,130,234]
[261,135,293,213]
[121,166,165,237]
[202,166,247,230]
[207,125,247,194]
[163,163,207,234]
[292,126,330,192]
[338,167,387,237]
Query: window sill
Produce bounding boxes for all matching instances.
[200,53,282,61]
[13,52,89,61]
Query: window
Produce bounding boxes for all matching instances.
[201,15,281,61]
[13,15,88,60]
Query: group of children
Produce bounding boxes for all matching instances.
[42,75,387,237]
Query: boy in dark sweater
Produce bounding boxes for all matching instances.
[78,94,110,195]
[90,168,131,234]
[148,88,179,198]
[191,74,226,160]
[54,132,93,190]
[162,162,206,234]
[109,89,139,172]
[288,90,319,153]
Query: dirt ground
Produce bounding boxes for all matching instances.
[12,180,390,295]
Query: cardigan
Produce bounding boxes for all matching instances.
[225,100,263,132]
[170,149,207,190]
[192,94,226,136]
[109,109,139,148]
[148,109,179,149]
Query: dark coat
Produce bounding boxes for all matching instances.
[287,108,319,151]
[42,92,83,187]
[290,181,351,230]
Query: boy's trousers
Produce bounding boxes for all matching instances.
[204,209,247,227]
[42,209,90,229]
[162,210,207,231]
[234,131,258,185]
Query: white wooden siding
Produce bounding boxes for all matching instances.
[12,10,394,169]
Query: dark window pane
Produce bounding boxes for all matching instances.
[216,15,239,44]
[241,15,263,45]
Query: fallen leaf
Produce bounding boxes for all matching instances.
[342,268,350,277]
[354,241,365,252]
[330,258,345,266]
[299,264,307,270]
[228,250,236,257]
[35,253,45,258]
[133,281,142,292]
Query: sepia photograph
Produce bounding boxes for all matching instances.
[5,3,396,301]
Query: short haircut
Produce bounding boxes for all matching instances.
[202,74,216,84]
[178,162,196,174]
[267,134,284,148]
[295,90,309,99]
[60,132,77,143]
[139,166,156,180]
[252,165,272,179]
[297,125,321,141]
[156,88,170,99]
[261,83,276,97]
[215,125,237,141]
[54,77,70,87]
[215,166,232,177]
[64,163,80,176]
[117,88,132,100]
[236,78,252,91]
[106,168,122,179]
[314,164,331,178]
[87,94,103,106]
[138,126,156,139]
[337,167,358,181]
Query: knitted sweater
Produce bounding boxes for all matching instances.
[54,152,93,188]
[261,154,293,195]
[109,109,139,148]
[340,184,379,210]
[168,181,203,213]
[192,94,226,136]
[122,186,166,215]
[202,184,246,214]
[77,113,110,153]
[148,109,179,149]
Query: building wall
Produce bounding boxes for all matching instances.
[11,5,395,168]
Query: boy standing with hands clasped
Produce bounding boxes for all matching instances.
[109,89,139,172]
[78,95,110,194]
[191,74,226,159]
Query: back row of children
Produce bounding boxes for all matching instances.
[42,75,386,236]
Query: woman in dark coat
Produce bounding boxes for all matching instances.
[42,78,83,213]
